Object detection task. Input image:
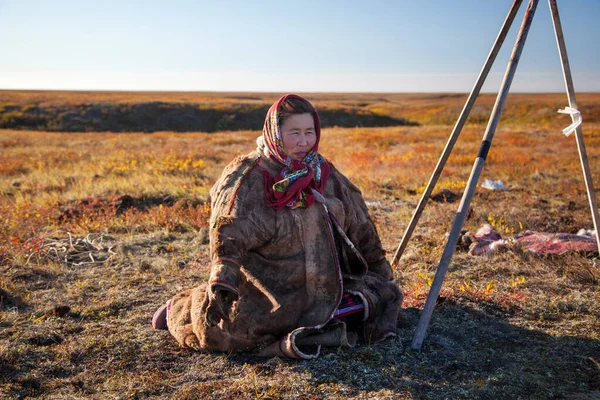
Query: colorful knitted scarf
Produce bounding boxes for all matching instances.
[260,94,330,210]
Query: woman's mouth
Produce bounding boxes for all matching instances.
[293,151,306,159]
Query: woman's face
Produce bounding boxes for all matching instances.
[280,113,317,161]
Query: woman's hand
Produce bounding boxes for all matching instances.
[206,285,239,326]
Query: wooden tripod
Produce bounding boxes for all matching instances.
[389,0,600,350]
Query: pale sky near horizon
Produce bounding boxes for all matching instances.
[1,0,599,93]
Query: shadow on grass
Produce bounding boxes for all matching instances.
[2,298,598,399]
[0,288,29,312]
[225,302,600,399]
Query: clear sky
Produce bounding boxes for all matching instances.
[1,0,598,93]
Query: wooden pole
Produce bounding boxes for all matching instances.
[548,0,600,253]
[391,0,524,268]
[411,0,540,351]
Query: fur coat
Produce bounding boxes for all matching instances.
[166,150,402,359]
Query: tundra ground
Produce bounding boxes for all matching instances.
[1,92,599,399]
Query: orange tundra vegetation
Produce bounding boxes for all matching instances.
[2,122,599,300]
[0,91,599,399]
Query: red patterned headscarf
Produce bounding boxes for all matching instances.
[261,94,330,210]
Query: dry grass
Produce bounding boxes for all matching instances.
[1,91,600,399]
[2,90,600,130]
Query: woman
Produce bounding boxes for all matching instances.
[153,94,402,359]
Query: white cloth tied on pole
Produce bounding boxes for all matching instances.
[557,106,582,137]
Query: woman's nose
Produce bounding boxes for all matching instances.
[298,134,308,146]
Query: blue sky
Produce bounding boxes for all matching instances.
[1,0,598,92]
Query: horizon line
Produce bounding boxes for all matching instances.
[2,88,598,95]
